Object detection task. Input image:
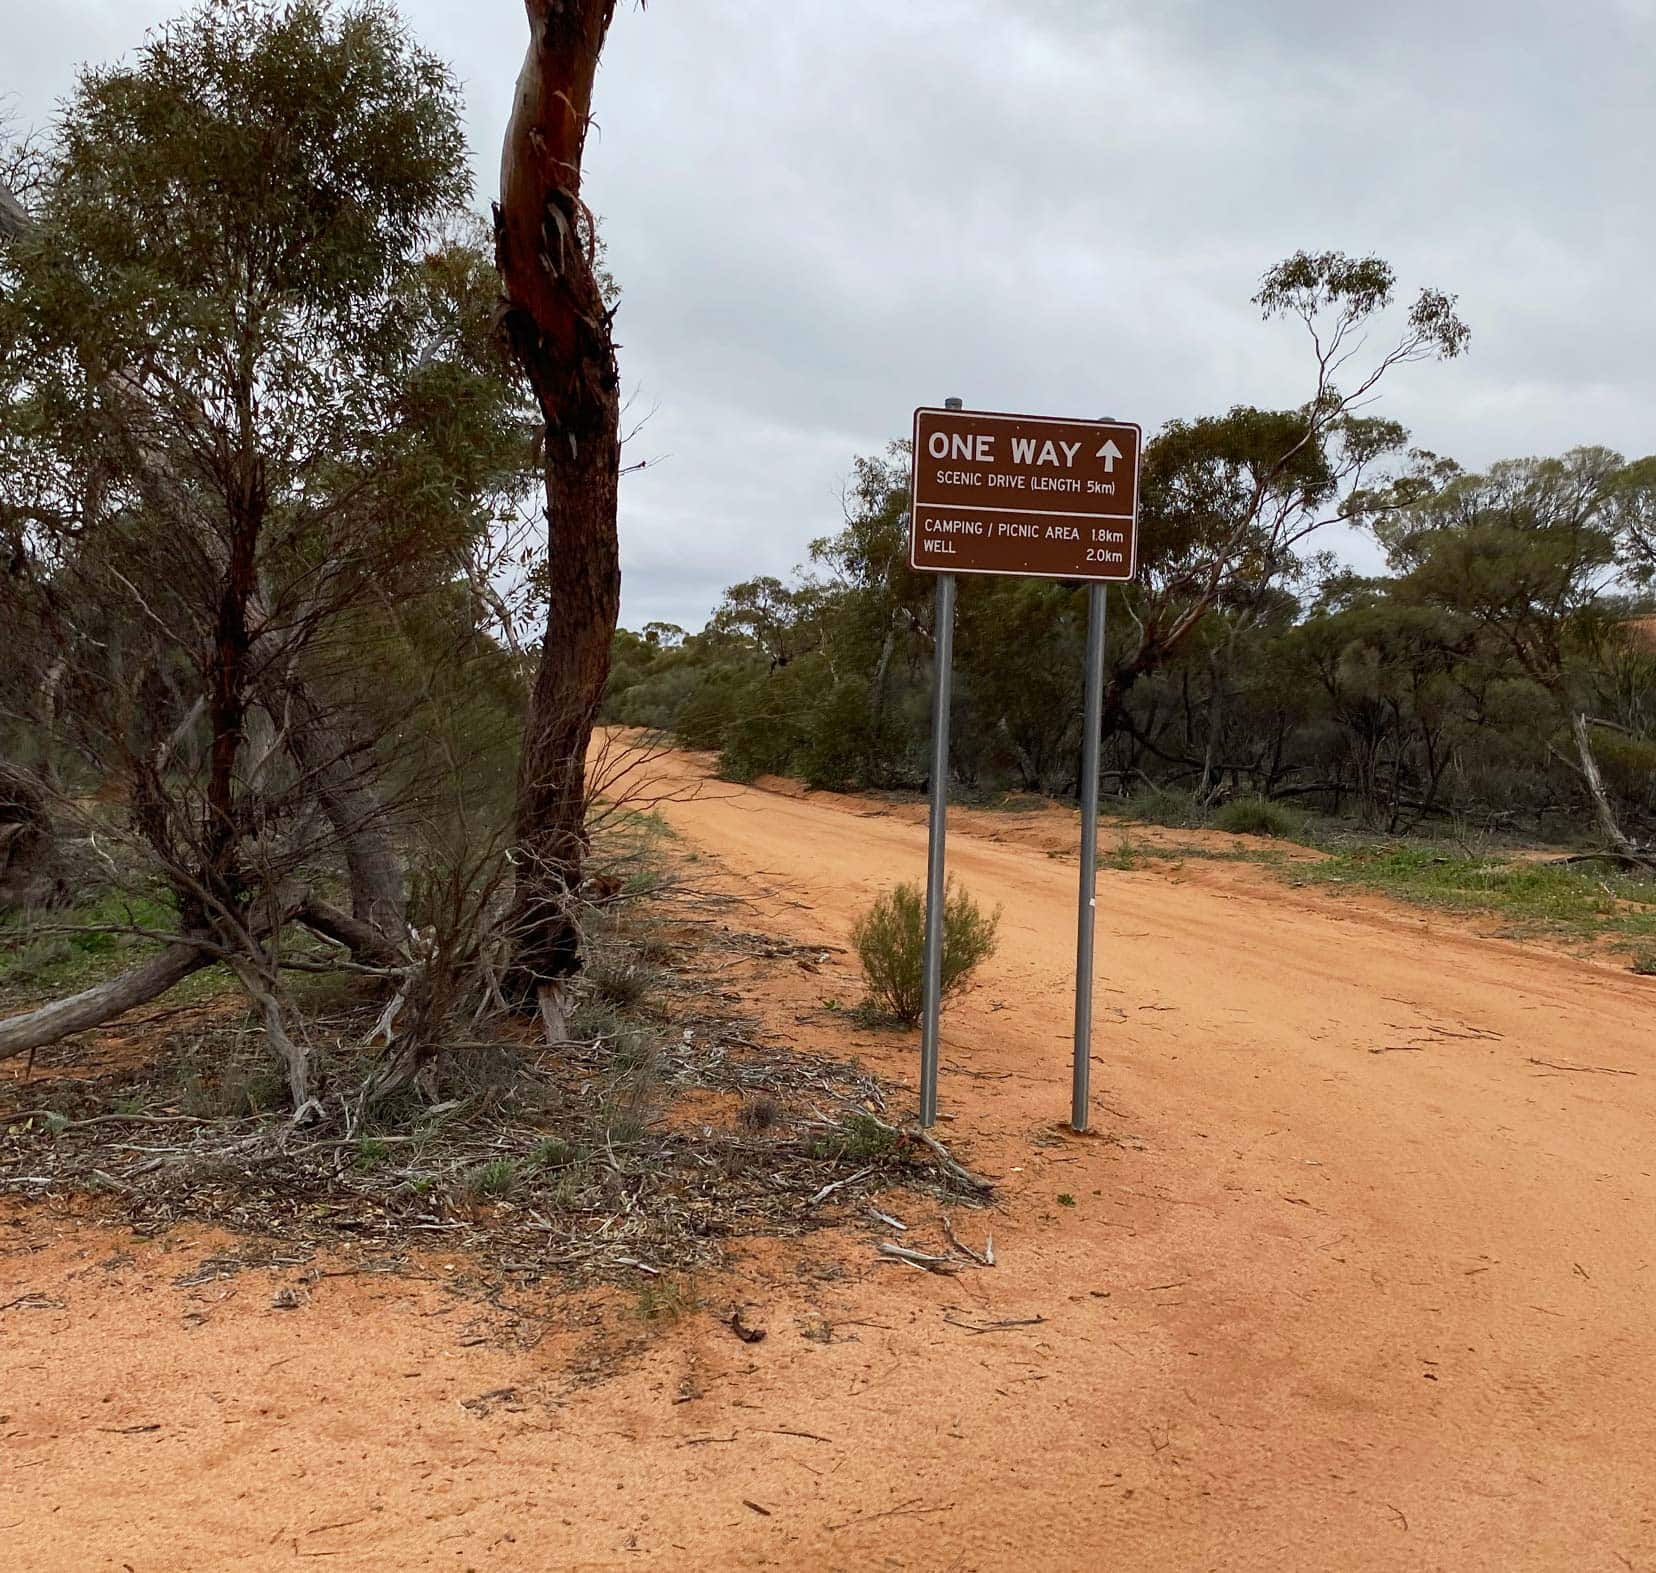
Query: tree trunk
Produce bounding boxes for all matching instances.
[1196,653,1224,804]
[0,764,67,912]
[1571,711,1640,856]
[0,181,27,242]
[495,0,624,1004]
[284,686,406,938]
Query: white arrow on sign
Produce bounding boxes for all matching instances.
[1095,439,1123,473]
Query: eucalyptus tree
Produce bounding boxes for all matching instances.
[1101,251,1468,742]
[0,0,532,1100]
[1380,448,1656,855]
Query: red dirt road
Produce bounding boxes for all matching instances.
[5,746,1655,1570]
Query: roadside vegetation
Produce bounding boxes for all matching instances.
[0,2,991,1278]
[3,0,1650,1305]
[1291,846,1656,952]
[604,449,1656,856]
[0,817,990,1271]
[851,879,1000,1026]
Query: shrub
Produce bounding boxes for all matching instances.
[851,878,1000,1026]
[586,953,651,1011]
[796,681,879,792]
[1126,786,1203,828]
[530,1136,575,1169]
[810,1112,899,1163]
[737,1094,782,1133]
[1213,797,1301,838]
[460,1158,520,1200]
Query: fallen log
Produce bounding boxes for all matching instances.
[0,939,213,1062]
[0,888,402,1064]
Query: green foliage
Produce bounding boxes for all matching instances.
[602,430,1656,854]
[851,878,1000,1026]
[460,1158,521,1200]
[1,890,175,998]
[1213,798,1303,838]
[810,1112,900,1163]
[0,0,533,999]
[353,1137,393,1171]
[530,1136,576,1169]
[1254,250,1469,359]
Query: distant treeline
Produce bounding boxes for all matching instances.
[604,440,1656,846]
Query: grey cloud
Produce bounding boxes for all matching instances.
[7,0,1653,624]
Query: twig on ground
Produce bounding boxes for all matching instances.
[805,1164,874,1207]
[942,1315,1045,1334]
[941,1212,993,1266]
[1527,1058,1635,1076]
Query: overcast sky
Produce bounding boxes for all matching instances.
[8,0,1655,628]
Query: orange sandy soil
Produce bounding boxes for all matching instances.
[5,742,1656,1571]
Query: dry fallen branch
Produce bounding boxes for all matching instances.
[805,1164,875,1207]
[877,1241,959,1275]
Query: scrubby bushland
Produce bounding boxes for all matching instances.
[605,448,1656,850]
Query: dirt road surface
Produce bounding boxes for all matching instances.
[5,744,1654,1570]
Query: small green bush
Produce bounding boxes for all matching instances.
[810,1112,899,1163]
[460,1158,520,1200]
[352,1137,393,1171]
[851,878,1000,1026]
[1630,951,1656,977]
[1213,797,1301,838]
[530,1136,576,1169]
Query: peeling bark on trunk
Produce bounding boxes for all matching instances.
[495,0,624,1001]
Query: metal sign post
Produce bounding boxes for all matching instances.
[1071,580,1108,1132]
[909,401,1139,1130]
[918,396,963,1130]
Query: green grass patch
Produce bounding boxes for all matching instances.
[0,889,239,1011]
[0,890,197,1001]
[1293,847,1656,949]
[459,1157,522,1201]
[1119,786,1204,829]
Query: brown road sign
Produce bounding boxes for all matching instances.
[909,406,1141,581]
